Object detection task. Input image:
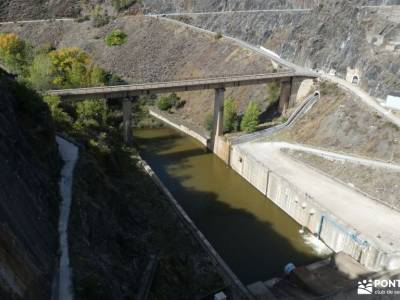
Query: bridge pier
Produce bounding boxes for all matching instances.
[122,98,133,145]
[278,77,305,114]
[211,88,225,151]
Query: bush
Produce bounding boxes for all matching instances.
[75,99,108,127]
[215,32,223,40]
[240,101,261,133]
[28,54,52,91]
[105,30,127,46]
[156,93,180,111]
[223,98,238,133]
[0,33,32,74]
[43,95,72,125]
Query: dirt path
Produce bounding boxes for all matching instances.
[275,142,400,171]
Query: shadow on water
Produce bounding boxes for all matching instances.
[134,127,326,285]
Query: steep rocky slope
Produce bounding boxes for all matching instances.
[0,74,60,299]
[172,1,399,98]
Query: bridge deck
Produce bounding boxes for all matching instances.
[48,72,316,101]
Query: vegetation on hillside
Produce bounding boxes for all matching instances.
[156,93,181,111]
[0,33,31,74]
[241,101,261,133]
[223,98,238,133]
[105,30,128,46]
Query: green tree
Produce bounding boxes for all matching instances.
[223,98,237,133]
[48,47,105,88]
[75,100,108,127]
[156,93,180,111]
[240,101,260,133]
[43,95,71,125]
[0,33,32,74]
[28,54,52,90]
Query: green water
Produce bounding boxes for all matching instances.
[134,127,323,284]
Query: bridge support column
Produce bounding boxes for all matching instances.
[279,79,292,114]
[122,98,133,145]
[279,77,311,114]
[211,87,225,151]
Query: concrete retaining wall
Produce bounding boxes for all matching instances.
[230,146,400,272]
[149,108,209,146]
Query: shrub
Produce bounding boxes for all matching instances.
[43,95,72,125]
[156,93,180,111]
[240,101,260,133]
[215,32,223,40]
[0,33,32,74]
[223,98,238,133]
[75,99,108,127]
[28,54,52,91]
[105,30,127,46]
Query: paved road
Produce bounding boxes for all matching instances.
[237,141,400,252]
[0,18,74,25]
[321,74,400,128]
[147,9,311,16]
[269,142,400,172]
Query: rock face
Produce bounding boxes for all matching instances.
[171,0,400,98]
[0,75,60,299]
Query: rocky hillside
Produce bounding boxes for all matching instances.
[0,74,60,299]
[171,1,399,98]
[0,16,281,127]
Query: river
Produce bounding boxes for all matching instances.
[134,127,329,285]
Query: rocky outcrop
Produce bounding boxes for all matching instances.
[0,75,60,299]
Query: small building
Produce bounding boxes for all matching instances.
[383,94,400,110]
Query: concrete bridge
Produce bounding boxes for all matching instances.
[48,71,317,150]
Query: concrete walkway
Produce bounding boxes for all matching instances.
[274,142,400,171]
[238,141,400,252]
